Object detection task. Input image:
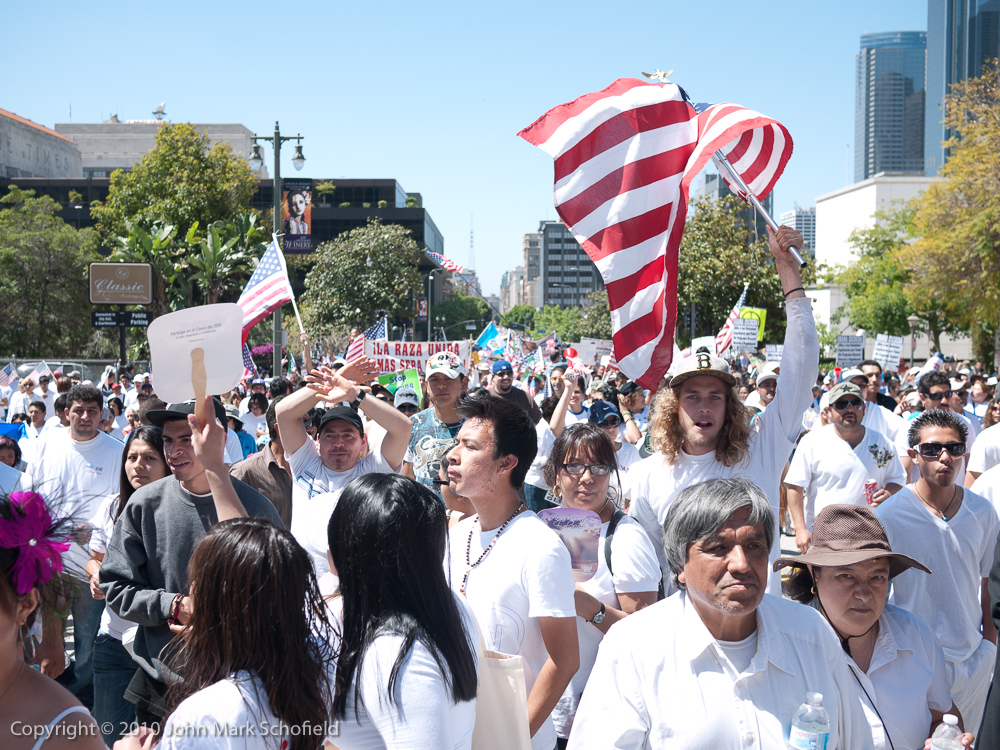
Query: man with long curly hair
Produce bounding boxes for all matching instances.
[629,226,818,595]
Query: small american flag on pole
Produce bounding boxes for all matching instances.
[345,318,387,362]
[714,282,749,357]
[241,345,258,380]
[426,250,464,274]
[0,363,16,389]
[237,239,294,342]
[518,76,792,388]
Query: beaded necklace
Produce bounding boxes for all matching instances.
[460,504,525,596]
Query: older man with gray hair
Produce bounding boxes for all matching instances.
[569,477,873,749]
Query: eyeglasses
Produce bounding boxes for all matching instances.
[597,417,622,428]
[925,391,953,400]
[831,398,864,412]
[562,463,612,476]
[914,442,966,458]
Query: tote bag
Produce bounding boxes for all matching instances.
[470,615,532,750]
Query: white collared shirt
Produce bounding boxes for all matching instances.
[568,592,874,750]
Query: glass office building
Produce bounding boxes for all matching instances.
[855,31,927,182]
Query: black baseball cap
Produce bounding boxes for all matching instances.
[146,397,228,428]
[318,405,364,437]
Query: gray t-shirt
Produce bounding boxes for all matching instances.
[100,475,283,681]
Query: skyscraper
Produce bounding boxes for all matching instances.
[779,205,816,254]
[855,31,927,182]
[925,0,1000,175]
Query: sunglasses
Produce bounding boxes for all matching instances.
[831,398,864,412]
[914,442,966,458]
[925,391,953,400]
[376,395,393,404]
[597,417,622,428]
[562,463,612,476]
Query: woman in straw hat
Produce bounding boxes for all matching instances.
[776,504,972,750]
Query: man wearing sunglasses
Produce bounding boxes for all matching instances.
[876,409,999,736]
[911,371,978,487]
[588,400,641,504]
[785,381,905,553]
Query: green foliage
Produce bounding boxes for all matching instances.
[68,190,83,205]
[315,181,336,200]
[675,196,816,347]
[500,305,536,331]
[904,59,1000,361]
[578,290,612,340]
[433,291,491,338]
[301,219,423,334]
[91,123,259,241]
[532,305,583,342]
[0,187,101,357]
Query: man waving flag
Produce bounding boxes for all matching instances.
[518,75,792,388]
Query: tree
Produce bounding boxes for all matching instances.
[902,59,1000,362]
[432,291,490,339]
[0,187,101,357]
[91,123,259,241]
[301,219,423,335]
[532,305,583,342]
[501,305,536,332]
[675,195,817,347]
[578,290,612,339]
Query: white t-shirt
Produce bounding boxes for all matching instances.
[971,464,1000,516]
[524,420,556,491]
[287,439,395,576]
[240,412,268,438]
[629,295,818,596]
[159,672,304,750]
[32,387,55,413]
[785,425,905,530]
[613,440,642,502]
[969,423,1000,476]
[89,493,132,640]
[876,486,999,661]
[334,592,479,750]
[29,428,123,568]
[7,389,31,420]
[224,428,243,464]
[552,514,659,739]
[447,511,576,750]
[564,406,590,427]
[0,384,11,420]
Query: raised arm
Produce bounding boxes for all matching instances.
[768,226,819,444]
[188,397,246,522]
[549,373,576,438]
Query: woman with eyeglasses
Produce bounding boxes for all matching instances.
[542,423,659,742]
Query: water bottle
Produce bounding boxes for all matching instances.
[787,692,830,750]
[930,714,963,750]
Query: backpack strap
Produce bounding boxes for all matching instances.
[604,509,626,578]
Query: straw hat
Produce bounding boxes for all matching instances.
[774,505,931,579]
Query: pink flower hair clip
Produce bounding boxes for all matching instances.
[0,492,70,595]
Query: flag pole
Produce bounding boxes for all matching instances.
[273,233,307,334]
[712,152,807,268]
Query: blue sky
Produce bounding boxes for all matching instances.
[6,1,927,296]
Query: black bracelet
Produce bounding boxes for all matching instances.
[783,287,804,298]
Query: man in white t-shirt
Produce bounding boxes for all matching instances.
[569,478,873,749]
[32,374,55,414]
[275,356,412,575]
[785,381,905,552]
[445,392,579,750]
[29,383,124,710]
[876,409,999,736]
[630,225,817,594]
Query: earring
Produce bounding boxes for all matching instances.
[810,585,817,595]
[20,624,36,664]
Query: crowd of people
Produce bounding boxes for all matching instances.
[2,224,1000,748]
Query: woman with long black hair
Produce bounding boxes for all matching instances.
[117,517,337,750]
[330,473,479,748]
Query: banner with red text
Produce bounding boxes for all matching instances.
[365,340,471,374]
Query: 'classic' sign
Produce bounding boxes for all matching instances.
[89,263,154,305]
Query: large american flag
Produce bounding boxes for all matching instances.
[518,77,792,388]
[715,282,749,357]
[426,250,464,274]
[237,239,294,341]
[345,318,387,362]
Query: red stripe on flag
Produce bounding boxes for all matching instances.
[517,78,657,146]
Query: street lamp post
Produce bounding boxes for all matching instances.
[427,269,443,341]
[249,122,305,376]
[907,314,920,369]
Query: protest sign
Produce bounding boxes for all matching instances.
[765,344,784,362]
[366,340,470,374]
[836,335,866,368]
[691,335,717,355]
[377,368,423,400]
[872,333,904,372]
[739,307,767,340]
[731,319,759,355]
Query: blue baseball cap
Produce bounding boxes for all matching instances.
[492,360,514,375]
[589,400,622,425]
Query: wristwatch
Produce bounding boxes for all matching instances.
[588,602,606,625]
[350,389,366,409]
